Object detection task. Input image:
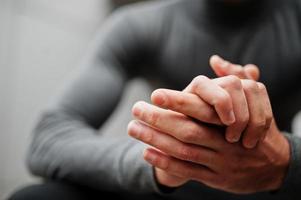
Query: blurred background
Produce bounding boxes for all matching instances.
[2,0,301,199]
[0,0,151,198]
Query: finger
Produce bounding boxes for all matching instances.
[210,55,246,79]
[213,76,249,143]
[244,64,260,81]
[256,82,273,141]
[241,80,267,148]
[143,148,216,182]
[151,89,222,125]
[210,55,260,81]
[183,75,235,125]
[154,167,188,187]
[131,101,224,149]
[128,120,217,166]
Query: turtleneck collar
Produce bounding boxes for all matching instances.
[183,0,276,28]
[206,0,270,22]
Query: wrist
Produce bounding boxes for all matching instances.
[263,127,290,191]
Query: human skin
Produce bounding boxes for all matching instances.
[128,56,290,194]
[191,55,262,146]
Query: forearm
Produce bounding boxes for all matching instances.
[24,4,163,193]
[27,110,159,193]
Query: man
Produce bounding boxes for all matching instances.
[9,0,301,199]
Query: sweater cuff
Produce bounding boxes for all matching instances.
[127,142,177,194]
[278,133,301,194]
[142,154,178,194]
[150,167,179,194]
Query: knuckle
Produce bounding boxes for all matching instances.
[235,113,249,128]
[257,82,267,91]
[142,129,153,143]
[224,75,242,90]
[242,80,259,92]
[248,118,266,133]
[252,119,267,130]
[267,115,273,125]
[159,157,170,170]
[148,110,160,126]
[178,145,197,161]
[182,130,196,143]
[265,116,273,130]
[194,75,208,83]
[183,125,200,142]
[191,75,208,90]
[178,146,192,160]
[174,95,186,108]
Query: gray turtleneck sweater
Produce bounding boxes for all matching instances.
[26,0,301,199]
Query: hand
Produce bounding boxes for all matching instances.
[181,76,271,148]
[128,91,221,187]
[129,58,280,191]
[128,74,261,188]
[128,79,290,193]
[130,119,289,194]
[129,56,261,189]
[177,56,262,148]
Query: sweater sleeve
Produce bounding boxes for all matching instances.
[26,7,160,193]
[271,132,301,198]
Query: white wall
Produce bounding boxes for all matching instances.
[0,0,112,198]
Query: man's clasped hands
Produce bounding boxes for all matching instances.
[128,55,290,194]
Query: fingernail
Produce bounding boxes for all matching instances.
[128,121,141,138]
[154,92,166,106]
[132,104,142,117]
[232,135,240,142]
[227,134,240,143]
[144,150,156,163]
[245,140,257,149]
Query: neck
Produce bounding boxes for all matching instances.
[198,0,271,28]
[216,0,254,4]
